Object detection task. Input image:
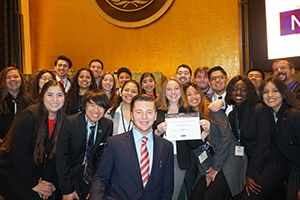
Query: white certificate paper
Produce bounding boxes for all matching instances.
[165,112,201,141]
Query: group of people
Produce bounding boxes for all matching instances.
[0,55,298,200]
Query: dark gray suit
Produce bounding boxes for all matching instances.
[189,110,247,196]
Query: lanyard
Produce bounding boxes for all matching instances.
[235,107,241,145]
[121,108,132,132]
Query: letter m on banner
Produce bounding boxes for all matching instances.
[280,8,300,36]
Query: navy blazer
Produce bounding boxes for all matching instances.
[90,130,174,200]
[56,112,113,195]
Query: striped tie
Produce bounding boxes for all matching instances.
[83,125,95,184]
[140,136,150,188]
[60,79,64,87]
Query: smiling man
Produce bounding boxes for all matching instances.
[54,55,72,92]
[90,94,174,200]
[176,64,193,85]
[89,59,103,87]
[56,89,113,200]
[272,59,300,100]
[207,66,232,115]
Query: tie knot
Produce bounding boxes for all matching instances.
[218,96,222,99]
[90,125,96,132]
[60,79,64,85]
[142,136,148,143]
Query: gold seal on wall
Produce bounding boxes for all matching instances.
[91,0,174,28]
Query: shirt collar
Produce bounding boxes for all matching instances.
[132,127,153,143]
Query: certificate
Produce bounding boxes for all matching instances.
[165,112,201,141]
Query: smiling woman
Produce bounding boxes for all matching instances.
[260,77,300,199]
[225,75,287,199]
[65,68,97,115]
[0,67,32,139]
[105,80,140,136]
[0,80,66,200]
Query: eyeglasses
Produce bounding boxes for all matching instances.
[248,74,262,79]
[210,75,226,81]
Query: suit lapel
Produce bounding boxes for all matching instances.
[125,131,144,189]
[78,112,88,144]
[94,118,105,146]
[146,134,160,188]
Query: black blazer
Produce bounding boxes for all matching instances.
[228,101,283,180]
[0,93,32,139]
[274,101,300,168]
[0,106,57,189]
[90,130,174,200]
[152,108,190,170]
[56,112,113,195]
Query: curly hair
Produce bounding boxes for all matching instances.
[66,68,97,109]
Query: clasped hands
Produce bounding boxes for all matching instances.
[32,178,54,200]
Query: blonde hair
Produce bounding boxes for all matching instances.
[156,77,184,110]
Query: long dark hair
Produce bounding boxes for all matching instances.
[183,83,225,128]
[107,80,140,118]
[225,75,260,106]
[140,72,157,98]
[66,68,96,108]
[31,70,55,102]
[0,67,26,114]
[1,80,66,165]
[260,77,300,109]
[99,72,118,108]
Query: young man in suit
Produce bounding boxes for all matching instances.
[56,89,113,200]
[206,66,233,115]
[54,55,72,92]
[90,94,174,200]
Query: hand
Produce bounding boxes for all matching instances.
[32,178,54,200]
[205,173,212,187]
[207,99,223,112]
[86,192,90,200]
[155,122,167,136]
[199,119,210,141]
[245,177,261,196]
[206,167,218,181]
[297,189,300,200]
[62,191,79,200]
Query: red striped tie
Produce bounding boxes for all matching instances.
[140,136,149,188]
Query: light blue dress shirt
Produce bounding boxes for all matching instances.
[132,127,154,176]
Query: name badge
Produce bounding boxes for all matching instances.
[235,146,244,156]
[198,150,208,164]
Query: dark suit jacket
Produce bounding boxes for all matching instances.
[90,131,174,200]
[56,112,113,195]
[0,106,57,188]
[274,100,300,168]
[292,81,300,101]
[228,101,284,180]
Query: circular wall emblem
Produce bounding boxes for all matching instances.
[91,0,174,28]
